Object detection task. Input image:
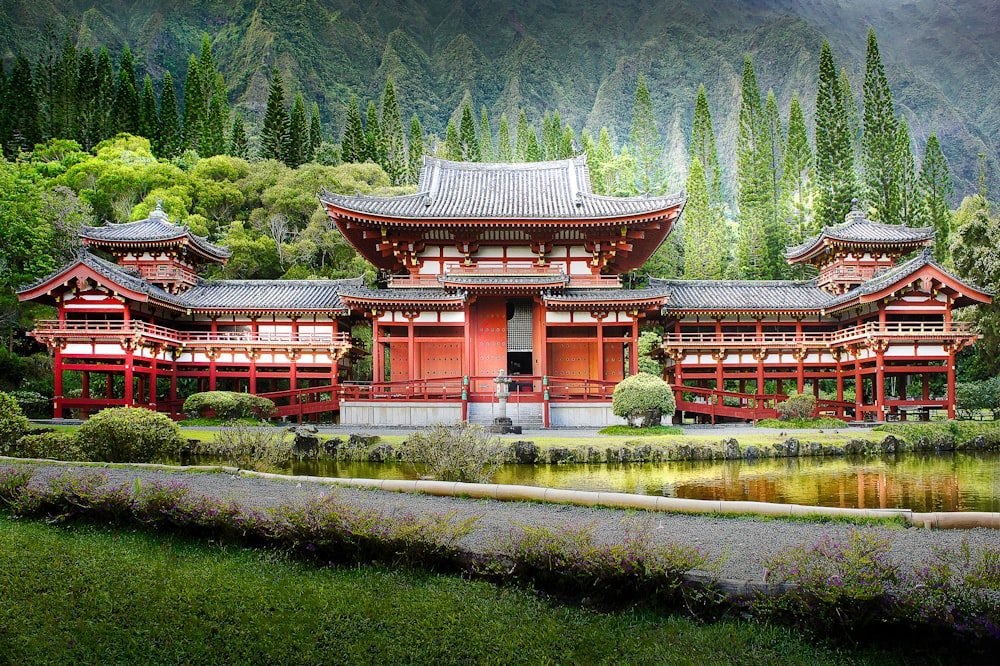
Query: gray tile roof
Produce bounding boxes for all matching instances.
[655,278,831,311]
[180,277,364,312]
[786,209,933,260]
[544,284,671,304]
[80,208,231,260]
[441,273,569,288]
[321,155,685,221]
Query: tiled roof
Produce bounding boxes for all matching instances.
[655,278,831,311]
[321,155,685,221]
[786,209,933,260]
[339,286,468,309]
[80,208,231,260]
[440,273,569,289]
[544,284,671,303]
[180,277,364,312]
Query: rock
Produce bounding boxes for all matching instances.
[823,445,845,456]
[723,438,742,460]
[806,441,823,456]
[842,439,863,455]
[783,438,800,457]
[772,442,788,457]
[548,447,573,464]
[743,445,761,460]
[583,446,603,464]
[290,426,321,457]
[368,443,395,462]
[880,435,901,455]
[694,446,713,460]
[629,408,662,428]
[348,434,379,448]
[635,445,652,462]
[673,445,693,461]
[511,440,539,464]
[323,437,342,456]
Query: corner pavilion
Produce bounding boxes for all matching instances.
[19,156,990,426]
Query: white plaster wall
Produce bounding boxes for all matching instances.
[340,402,463,426]
[549,403,627,427]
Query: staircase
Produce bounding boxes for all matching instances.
[467,401,544,429]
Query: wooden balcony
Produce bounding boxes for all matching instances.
[662,321,976,352]
[30,320,356,351]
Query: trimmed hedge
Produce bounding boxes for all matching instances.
[8,432,83,461]
[76,407,185,463]
[0,391,30,451]
[611,373,676,427]
[182,391,276,420]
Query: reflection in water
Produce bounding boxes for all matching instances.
[278,453,1000,513]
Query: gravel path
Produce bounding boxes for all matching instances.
[14,462,1000,583]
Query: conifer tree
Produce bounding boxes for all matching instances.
[407,113,423,184]
[203,79,228,157]
[542,111,559,160]
[592,128,614,195]
[862,28,899,221]
[139,74,158,143]
[683,157,713,278]
[4,54,41,155]
[629,73,665,194]
[340,96,364,163]
[458,101,480,161]
[260,68,288,162]
[815,40,857,229]
[779,93,814,248]
[158,71,182,158]
[364,99,385,165]
[229,111,249,159]
[895,115,918,226]
[380,77,407,183]
[840,68,861,163]
[918,134,953,263]
[691,85,722,203]
[286,93,308,168]
[735,56,781,279]
[496,113,512,162]
[524,124,542,162]
[560,124,574,159]
[35,24,58,140]
[515,110,530,161]
[110,44,140,135]
[443,119,462,160]
[95,47,115,141]
[0,61,7,149]
[53,31,78,141]
[479,105,494,161]
[309,102,322,161]
[182,56,204,151]
[75,48,99,148]
[763,89,784,248]
[198,34,216,114]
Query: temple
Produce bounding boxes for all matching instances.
[18,157,991,426]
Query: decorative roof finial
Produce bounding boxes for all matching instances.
[846,199,865,223]
[156,198,164,211]
[149,198,168,221]
[851,198,859,211]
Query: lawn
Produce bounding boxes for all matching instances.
[0,518,900,665]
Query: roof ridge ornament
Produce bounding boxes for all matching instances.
[845,198,865,224]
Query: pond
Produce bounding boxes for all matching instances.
[279,452,1000,514]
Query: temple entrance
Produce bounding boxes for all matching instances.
[506,300,533,380]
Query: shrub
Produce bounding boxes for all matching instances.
[8,432,84,461]
[76,407,185,463]
[398,422,507,483]
[0,391,30,451]
[8,390,49,418]
[182,391,276,420]
[955,379,1000,420]
[211,421,291,471]
[611,373,676,427]
[775,393,817,421]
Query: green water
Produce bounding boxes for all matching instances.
[285,452,1000,513]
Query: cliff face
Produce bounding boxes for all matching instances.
[4,0,997,196]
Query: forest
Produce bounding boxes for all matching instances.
[2,24,1000,404]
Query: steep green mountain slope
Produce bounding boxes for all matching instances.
[1,0,997,195]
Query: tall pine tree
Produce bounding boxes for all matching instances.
[229,111,248,159]
[340,96,364,163]
[260,68,288,162]
[629,73,665,194]
[75,48,99,148]
[443,119,461,160]
[202,76,228,157]
[691,85,722,203]
[815,40,857,229]
[94,47,115,142]
[862,28,899,221]
[458,101,480,161]
[479,106,494,162]
[763,89,784,252]
[286,93,308,168]
[683,86,727,279]
[496,113,512,162]
[198,34,216,118]
[779,93,814,248]
[309,102,322,161]
[363,99,385,165]
[4,54,41,155]
[918,134,953,263]
[182,55,204,151]
[894,115,918,226]
[407,113,423,184]
[110,44,140,135]
[53,31,78,141]
[158,71,182,157]
[380,77,407,183]
[515,110,530,161]
[138,74,158,143]
[524,124,542,161]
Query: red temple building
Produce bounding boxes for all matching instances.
[18,157,991,426]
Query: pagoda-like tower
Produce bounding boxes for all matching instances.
[321,156,685,427]
[79,202,231,294]
[784,203,934,294]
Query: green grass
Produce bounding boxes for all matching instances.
[597,424,684,436]
[0,518,904,664]
[875,420,1000,444]
[756,417,850,429]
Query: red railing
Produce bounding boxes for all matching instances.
[31,320,354,349]
[663,321,976,349]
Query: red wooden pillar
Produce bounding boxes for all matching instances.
[407,315,416,382]
[836,353,844,401]
[124,346,134,406]
[372,316,383,384]
[947,347,956,419]
[249,317,258,394]
[629,318,638,376]
[596,315,605,382]
[875,345,885,421]
[796,320,805,394]
[854,349,863,417]
[209,316,218,391]
[149,351,158,410]
[53,347,63,418]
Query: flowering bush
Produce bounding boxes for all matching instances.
[398,422,508,482]
[775,393,817,421]
[611,373,676,427]
[76,407,185,462]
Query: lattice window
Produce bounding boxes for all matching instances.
[507,302,533,352]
